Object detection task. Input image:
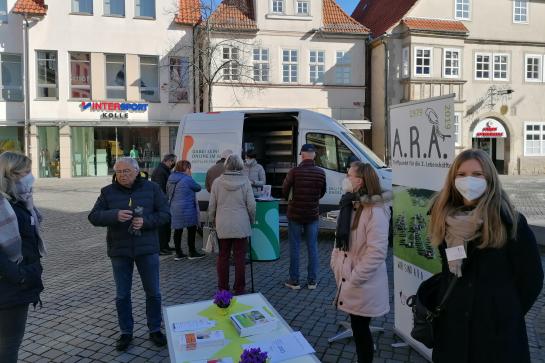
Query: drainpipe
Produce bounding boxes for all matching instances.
[192,23,198,113]
[23,14,31,157]
[382,35,390,165]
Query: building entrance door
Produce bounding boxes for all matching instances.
[471,118,507,174]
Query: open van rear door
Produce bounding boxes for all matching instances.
[175,112,244,190]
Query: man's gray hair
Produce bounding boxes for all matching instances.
[224,154,244,172]
[115,157,140,171]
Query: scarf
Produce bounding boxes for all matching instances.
[335,192,357,251]
[444,209,482,277]
[0,195,23,263]
[15,180,47,258]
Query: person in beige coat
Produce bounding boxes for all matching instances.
[330,161,391,363]
[209,154,256,295]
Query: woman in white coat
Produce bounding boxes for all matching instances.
[330,161,391,363]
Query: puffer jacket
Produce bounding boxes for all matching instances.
[208,171,256,239]
[88,176,170,257]
[0,201,44,309]
[167,172,201,229]
[243,159,266,193]
[330,192,392,317]
[282,159,326,224]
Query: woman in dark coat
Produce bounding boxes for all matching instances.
[428,149,543,363]
[0,152,45,363]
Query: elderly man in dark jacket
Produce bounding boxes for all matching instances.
[151,153,176,254]
[282,144,326,290]
[88,157,170,351]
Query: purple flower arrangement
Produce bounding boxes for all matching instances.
[240,347,268,363]
[213,290,233,308]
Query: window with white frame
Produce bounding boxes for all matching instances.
[309,50,324,84]
[222,47,239,81]
[475,53,490,79]
[139,56,159,101]
[253,48,269,82]
[443,49,460,78]
[105,54,126,99]
[36,51,58,99]
[104,0,124,16]
[455,0,470,20]
[0,0,8,23]
[414,47,432,76]
[401,47,409,78]
[493,54,509,80]
[135,0,155,18]
[272,0,284,13]
[169,56,189,102]
[297,0,309,15]
[524,122,545,156]
[454,112,462,146]
[282,49,298,83]
[525,54,542,82]
[513,0,528,23]
[335,51,351,84]
[70,52,91,99]
[72,0,93,14]
[0,54,23,101]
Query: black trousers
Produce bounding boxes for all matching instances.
[0,304,29,363]
[158,222,171,250]
[173,225,197,255]
[350,314,374,363]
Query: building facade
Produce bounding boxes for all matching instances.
[354,0,545,175]
[2,0,195,178]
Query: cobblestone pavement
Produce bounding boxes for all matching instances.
[17,176,545,363]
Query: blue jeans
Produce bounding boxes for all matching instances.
[0,304,28,363]
[110,253,162,335]
[288,220,319,284]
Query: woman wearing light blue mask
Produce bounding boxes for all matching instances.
[428,149,543,363]
[0,151,45,363]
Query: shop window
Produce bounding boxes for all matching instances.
[0,54,23,101]
[135,0,155,18]
[36,51,58,99]
[106,54,126,99]
[70,52,91,99]
[309,50,324,84]
[0,126,24,153]
[72,0,93,14]
[169,57,189,102]
[104,0,124,16]
[306,133,356,173]
[38,127,60,178]
[139,55,159,101]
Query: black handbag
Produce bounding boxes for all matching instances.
[406,273,457,348]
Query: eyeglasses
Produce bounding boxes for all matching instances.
[114,169,134,175]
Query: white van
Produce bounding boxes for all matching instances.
[174,109,392,216]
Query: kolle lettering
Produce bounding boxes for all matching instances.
[101,112,129,119]
[80,102,149,112]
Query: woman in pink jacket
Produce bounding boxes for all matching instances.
[331,161,391,363]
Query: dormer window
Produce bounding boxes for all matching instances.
[297,1,309,15]
[272,0,284,14]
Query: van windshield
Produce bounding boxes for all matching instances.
[342,131,387,168]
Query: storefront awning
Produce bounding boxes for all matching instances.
[339,119,372,130]
[472,118,507,138]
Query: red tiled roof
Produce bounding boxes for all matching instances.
[12,0,47,15]
[207,0,257,32]
[352,0,418,37]
[175,0,200,25]
[322,0,369,34]
[402,17,468,33]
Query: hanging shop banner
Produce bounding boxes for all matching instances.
[472,118,507,138]
[389,94,455,361]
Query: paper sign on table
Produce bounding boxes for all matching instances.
[242,331,315,362]
[190,358,234,363]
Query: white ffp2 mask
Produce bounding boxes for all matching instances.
[454,176,487,201]
[342,177,354,194]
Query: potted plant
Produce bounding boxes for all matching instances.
[240,347,268,363]
[213,290,233,315]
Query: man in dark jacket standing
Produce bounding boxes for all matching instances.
[151,153,176,254]
[282,144,326,290]
[88,157,170,351]
[205,149,233,193]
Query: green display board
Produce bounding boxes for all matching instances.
[250,200,280,261]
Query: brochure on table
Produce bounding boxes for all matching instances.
[163,293,319,363]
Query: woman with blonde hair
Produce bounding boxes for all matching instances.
[331,161,391,363]
[429,149,543,363]
[0,151,45,363]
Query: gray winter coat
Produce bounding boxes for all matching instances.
[208,172,256,239]
[243,159,266,194]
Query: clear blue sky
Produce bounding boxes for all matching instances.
[337,0,359,15]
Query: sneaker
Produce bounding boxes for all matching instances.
[307,281,317,290]
[149,331,167,347]
[159,249,172,255]
[284,279,301,290]
[188,252,205,260]
[174,253,187,260]
[116,334,133,351]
